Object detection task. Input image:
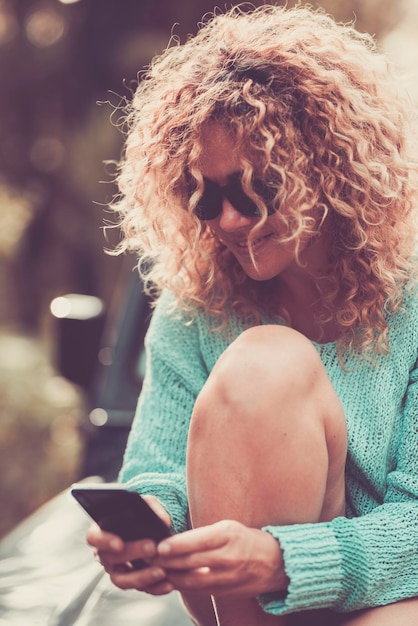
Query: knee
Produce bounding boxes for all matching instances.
[201,325,323,405]
[192,325,327,433]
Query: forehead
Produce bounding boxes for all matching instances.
[197,123,241,183]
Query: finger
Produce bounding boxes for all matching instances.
[109,564,173,594]
[97,539,158,571]
[155,547,223,571]
[158,522,229,557]
[166,566,242,595]
[146,581,176,596]
[167,566,252,597]
[86,523,124,552]
[121,538,158,563]
[167,566,212,590]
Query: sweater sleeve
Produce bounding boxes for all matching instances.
[118,292,208,533]
[259,352,418,615]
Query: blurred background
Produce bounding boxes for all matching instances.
[0,0,417,539]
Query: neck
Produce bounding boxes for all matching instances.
[281,228,333,296]
[275,230,342,343]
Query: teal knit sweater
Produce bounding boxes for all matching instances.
[119,285,418,616]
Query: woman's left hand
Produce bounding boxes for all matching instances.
[152,519,288,597]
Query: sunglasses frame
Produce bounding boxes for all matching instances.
[191,173,279,221]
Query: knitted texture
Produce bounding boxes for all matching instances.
[119,286,418,614]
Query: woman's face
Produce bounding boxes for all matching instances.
[195,123,330,284]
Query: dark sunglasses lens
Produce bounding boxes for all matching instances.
[225,177,278,216]
[194,180,222,220]
[224,177,261,217]
[253,179,279,215]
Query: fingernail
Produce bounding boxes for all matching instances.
[151,568,165,580]
[158,542,171,555]
[143,541,156,556]
[110,539,122,551]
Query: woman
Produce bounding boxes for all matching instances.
[87,5,418,625]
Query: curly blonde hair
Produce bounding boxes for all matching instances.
[111,3,418,354]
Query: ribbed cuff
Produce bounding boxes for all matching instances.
[258,521,343,615]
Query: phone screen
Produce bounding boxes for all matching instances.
[71,483,172,543]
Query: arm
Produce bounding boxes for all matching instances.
[119,291,209,533]
[259,351,418,616]
[87,294,209,596]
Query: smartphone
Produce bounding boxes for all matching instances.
[71,482,172,569]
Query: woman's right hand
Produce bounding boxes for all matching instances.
[86,495,175,596]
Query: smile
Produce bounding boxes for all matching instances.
[235,233,273,251]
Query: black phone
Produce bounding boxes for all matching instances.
[71,483,172,569]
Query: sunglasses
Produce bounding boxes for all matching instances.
[191,172,279,221]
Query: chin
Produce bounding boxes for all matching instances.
[235,248,292,282]
[241,264,281,282]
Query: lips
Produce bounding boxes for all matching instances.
[233,233,273,254]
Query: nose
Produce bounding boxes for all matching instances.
[217,196,253,232]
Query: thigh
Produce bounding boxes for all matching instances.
[339,598,418,625]
[180,591,217,626]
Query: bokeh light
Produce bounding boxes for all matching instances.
[0,184,33,258]
[25,8,66,48]
[0,1,19,44]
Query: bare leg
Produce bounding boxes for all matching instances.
[339,598,418,625]
[180,592,217,626]
[184,326,347,626]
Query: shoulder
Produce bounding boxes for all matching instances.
[146,291,198,347]
[149,290,244,339]
[397,276,418,326]
[386,276,418,358]
[147,291,230,357]
[148,291,252,370]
